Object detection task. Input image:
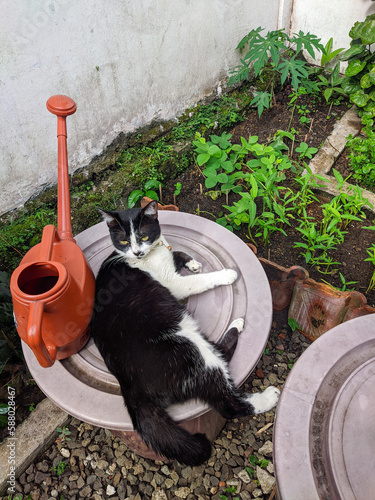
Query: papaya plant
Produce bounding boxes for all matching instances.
[228,27,325,116]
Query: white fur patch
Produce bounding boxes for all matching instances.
[246,386,280,414]
[126,236,238,301]
[177,313,230,377]
[227,318,245,333]
[186,259,202,273]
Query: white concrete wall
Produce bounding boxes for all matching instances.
[0,0,289,215]
[291,0,375,66]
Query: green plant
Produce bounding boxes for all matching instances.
[297,104,311,125]
[295,142,318,159]
[321,37,345,67]
[364,243,375,292]
[346,126,375,189]
[50,460,70,476]
[339,272,358,291]
[317,62,347,103]
[127,179,163,208]
[229,27,325,116]
[339,14,375,123]
[0,402,9,428]
[57,426,71,442]
[245,454,270,479]
[288,317,300,332]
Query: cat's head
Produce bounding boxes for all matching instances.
[99,201,161,260]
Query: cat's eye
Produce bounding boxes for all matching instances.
[141,236,149,241]
[120,240,128,245]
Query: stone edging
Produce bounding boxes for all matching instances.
[0,398,69,495]
[307,106,375,212]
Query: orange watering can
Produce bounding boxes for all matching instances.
[10,96,95,368]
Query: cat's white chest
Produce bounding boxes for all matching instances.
[129,240,177,283]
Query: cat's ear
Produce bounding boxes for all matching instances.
[141,200,158,220]
[97,208,121,228]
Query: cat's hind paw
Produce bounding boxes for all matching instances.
[186,259,202,274]
[248,386,281,414]
[228,318,245,333]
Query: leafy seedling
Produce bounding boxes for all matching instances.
[288,317,301,332]
[57,426,71,442]
[295,142,318,159]
[127,179,163,208]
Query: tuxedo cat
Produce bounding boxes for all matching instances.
[91,201,280,465]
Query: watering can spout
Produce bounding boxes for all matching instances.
[10,96,95,368]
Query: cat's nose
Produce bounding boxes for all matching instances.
[133,249,142,257]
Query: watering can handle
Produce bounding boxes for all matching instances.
[46,95,77,242]
[27,301,57,368]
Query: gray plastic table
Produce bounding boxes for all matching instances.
[274,314,375,500]
[23,211,273,454]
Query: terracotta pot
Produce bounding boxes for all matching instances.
[288,278,371,342]
[141,196,179,211]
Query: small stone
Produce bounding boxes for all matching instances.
[35,471,50,484]
[106,484,116,496]
[50,490,58,498]
[268,373,278,385]
[240,491,252,500]
[79,485,92,497]
[181,466,192,479]
[36,461,49,473]
[238,469,251,484]
[151,490,168,500]
[256,466,276,495]
[258,440,273,456]
[113,471,122,487]
[60,448,70,458]
[174,486,190,498]
[77,476,85,489]
[227,478,241,493]
[96,459,109,470]
[267,462,275,474]
[252,488,263,498]
[133,463,144,475]
[164,478,174,489]
[161,465,171,475]
[86,474,96,485]
[26,465,35,475]
[229,443,239,455]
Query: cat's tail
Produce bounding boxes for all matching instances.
[125,395,212,466]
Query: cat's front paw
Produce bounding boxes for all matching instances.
[216,269,238,285]
[186,259,202,274]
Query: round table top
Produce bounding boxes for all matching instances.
[23,210,273,430]
[274,314,375,500]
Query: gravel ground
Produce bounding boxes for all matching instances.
[5,312,311,500]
